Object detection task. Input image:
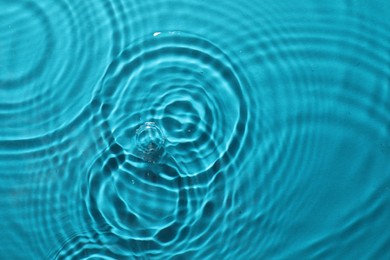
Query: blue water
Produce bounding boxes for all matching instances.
[1,0,390,259]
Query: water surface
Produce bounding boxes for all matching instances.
[0,0,389,259]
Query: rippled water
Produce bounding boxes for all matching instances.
[1,0,390,259]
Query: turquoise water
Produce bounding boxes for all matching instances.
[1,0,390,258]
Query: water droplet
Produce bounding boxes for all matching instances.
[135,122,165,154]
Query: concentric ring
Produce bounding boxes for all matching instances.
[83,31,253,253]
[0,0,109,139]
[0,1,53,86]
[83,142,189,241]
[95,31,251,176]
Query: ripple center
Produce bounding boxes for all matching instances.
[136,122,165,154]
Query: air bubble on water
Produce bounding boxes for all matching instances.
[136,122,165,155]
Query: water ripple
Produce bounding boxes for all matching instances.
[0,0,107,139]
[1,0,390,259]
[79,31,256,257]
[94,31,252,175]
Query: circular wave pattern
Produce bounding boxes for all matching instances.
[81,31,253,256]
[83,140,233,257]
[0,1,52,85]
[1,1,390,259]
[0,0,107,139]
[84,142,185,240]
[95,31,250,175]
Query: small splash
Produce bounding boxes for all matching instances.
[135,122,165,155]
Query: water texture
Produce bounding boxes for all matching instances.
[0,0,389,259]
